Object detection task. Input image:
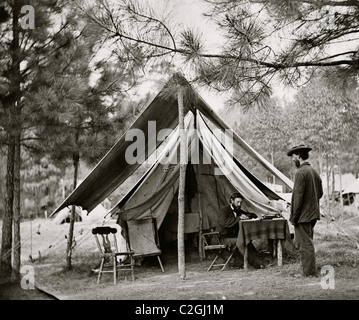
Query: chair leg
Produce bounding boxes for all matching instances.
[113,256,117,285]
[157,256,165,273]
[130,256,135,281]
[207,252,220,272]
[221,252,234,271]
[97,258,104,284]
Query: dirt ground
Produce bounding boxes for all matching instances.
[1,214,359,301]
[47,253,359,301]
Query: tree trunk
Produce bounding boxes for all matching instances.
[318,146,323,176]
[0,1,22,283]
[12,134,21,282]
[0,140,15,283]
[8,1,22,283]
[325,154,331,216]
[338,157,344,219]
[177,85,186,280]
[331,165,335,205]
[66,149,80,270]
[35,187,40,219]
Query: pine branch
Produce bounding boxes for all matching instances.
[248,0,359,7]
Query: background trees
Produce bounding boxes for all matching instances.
[220,70,359,214]
[285,74,359,214]
[202,0,359,106]
[0,0,162,281]
[226,100,292,191]
[0,0,60,283]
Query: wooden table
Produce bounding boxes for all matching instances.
[236,218,293,269]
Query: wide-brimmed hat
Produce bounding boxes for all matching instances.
[287,144,312,156]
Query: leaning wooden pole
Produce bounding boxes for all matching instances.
[66,168,78,269]
[66,131,80,271]
[177,84,186,280]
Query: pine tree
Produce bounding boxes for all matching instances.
[0,0,81,283]
[0,0,27,283]
[0,0,134,280]
[25,3,152,269]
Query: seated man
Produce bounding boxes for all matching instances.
[217,192,262,269]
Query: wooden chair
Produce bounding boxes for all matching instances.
[92,226,135,284]
[201,230,234,271]
[124,218,164,272]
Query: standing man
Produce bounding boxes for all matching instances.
[217,192,260,268]
[287,145,323,277]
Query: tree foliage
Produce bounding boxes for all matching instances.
[0,0,161,277]
[287,74,359,175]
[224,71,359,191]
[232,100,292,187]
[21,153,63,217]
[201,0,359,105]
[82,0,359,107]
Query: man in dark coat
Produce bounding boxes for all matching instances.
[287,145,323,277]
[217,192,259,268]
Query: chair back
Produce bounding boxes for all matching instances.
[201,231,225,250]
[92,226,119,254]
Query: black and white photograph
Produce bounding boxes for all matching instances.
[0,0,358,307]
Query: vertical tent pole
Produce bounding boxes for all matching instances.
[177,83,186,280]
[194,109,204,260]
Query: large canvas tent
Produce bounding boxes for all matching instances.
[51,73,293,254]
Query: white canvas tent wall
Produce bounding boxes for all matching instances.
[343,178,359,195]
[50,73,293,255]
[81,203,108,223]
[343,178,359,208]
[53,206,83,224]
[52,203,109,224]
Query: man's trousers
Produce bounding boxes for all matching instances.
[294,220,317,276]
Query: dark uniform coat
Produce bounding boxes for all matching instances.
[217,204,257,238]
[290,162,323,225]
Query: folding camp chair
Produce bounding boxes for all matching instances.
[124,218,164,272]
[201,230,234,271]
[92,226,135,284]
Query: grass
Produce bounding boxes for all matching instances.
[1,208,359,299]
